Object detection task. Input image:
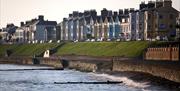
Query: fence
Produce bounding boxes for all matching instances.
[145,46,179,61]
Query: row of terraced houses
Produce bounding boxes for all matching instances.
[0,0,180,43]
[57,0,179,42]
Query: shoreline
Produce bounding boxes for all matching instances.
[0,63,180,90]
[1,56,180,89]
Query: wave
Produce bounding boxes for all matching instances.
[89,72,150,89]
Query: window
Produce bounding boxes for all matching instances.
[159,24,166,29]
[159,15,163,19]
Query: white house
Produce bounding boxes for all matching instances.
[120,17,131,41]
[15,27,25,43]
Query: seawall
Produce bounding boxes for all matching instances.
[112,59,180,83]
[0,57,63,68]
[60,55,112,72]
[0,57,33,64]
[60,55,180,83]
[67,60,97,72]
[1,56,180,83]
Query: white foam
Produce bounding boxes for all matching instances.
[89,73,150,89]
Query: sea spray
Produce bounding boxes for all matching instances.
[89,72,150,88]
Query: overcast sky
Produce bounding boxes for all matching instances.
[0,0,179,28]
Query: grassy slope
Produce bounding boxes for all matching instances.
[0,41,149,57]
[0,43,60,57]
[56,41,148,57]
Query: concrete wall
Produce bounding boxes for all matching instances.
[112,60,180,83]
[145,47,179,61]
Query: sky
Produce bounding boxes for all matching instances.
[0,0,179,28]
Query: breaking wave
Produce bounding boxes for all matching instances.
[89,72,150,89]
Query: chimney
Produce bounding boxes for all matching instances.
[148,1,155,8]
[78,12,84,17]
[90,10,97,17]
[119,9,123,15]
[101,8,108,17]
[124,9,129,15]
[155,0,163,8]
[140,1,147,10]
[84,10,90,16]
[73,11,79,17]
[38,15,44,21]
[20,22,24,27]
[163,0,172,7]
[69,14,73,18]
[113,12,118,16]
[129,8,135,13]
[63,18,68,21]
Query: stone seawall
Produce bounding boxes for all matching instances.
[0,57,62,68]
[0,57,33,64]
[61,60,97,72]
[36,57,63,68]
[1,55,180,83]
[112,60,180,83]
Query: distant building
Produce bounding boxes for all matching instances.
[2,23,18,43]
[108,17,114,39]
[97,16,104,41]
[35,15,57,41]
[139,0,179,41]
[44,27,56,41]
[68,18,73,40]
[62,18,68,41]
[79,17,86,41]
[129,10,139,40]
[144,1,156,40]
[56,23,61,41]
[101,16,106,40]
[73,18,79,40]
[57,0,179,42]
[14,15,57,43]
[155,0,179,41]
[90,17,95,39]
[114,15,121,39]
[15,27,25,43]
[120,17,130,41]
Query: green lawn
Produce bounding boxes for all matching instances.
[56,41,149,57]
[0,43,60,57]
[0,41,149,57]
